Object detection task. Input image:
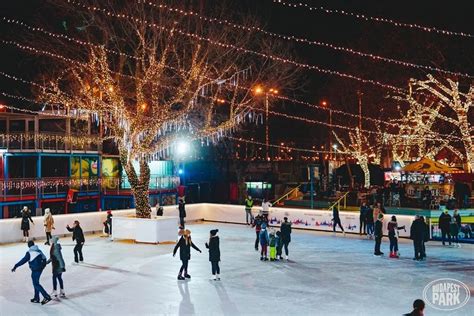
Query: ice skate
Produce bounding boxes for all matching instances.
[59,289,66,298]
[216,274,221,281]
[285,255,288,260]
[30,298,40,303]
[177,275,185,280]
[260,256,264,261]
[184,274,191,279]
[41,297,52,305]
[50,290,57,298]
[210,274,216,281]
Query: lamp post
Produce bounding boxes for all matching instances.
[253,85,278,161]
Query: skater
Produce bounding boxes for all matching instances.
[452,209,461,247]
[332,206,345,235]
[11,241,51,305]
[275,231,283,260]
[20,206,34,242]
[387,215,405,258]
[438,209,452,246]
[359,202,369,235]
[280,217,292,260]
[259,223,269,261]
[47,236,66,298]
[178,198,186,228]
[420,216,429,259]
[156,203,164,216]
[106,210,113,236]
[173,229,201,280]
[366,205,374,239]
[269,230,278,261]
[66,220,85,263]
[404,299,425,316]
[43,208,54,245]
[252,214,263,251]
[244,195,254,225]
[261,199,272,222]
[374,213,384,256]
[410,215,425,261]
[205,229,220,281]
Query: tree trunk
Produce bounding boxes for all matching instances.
[458,113,474,172]
[120,150,152,218]
[359,158,370,189]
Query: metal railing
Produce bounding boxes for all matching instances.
[272,184,302,206]
[328,191,350,211]
[0,132,101,152]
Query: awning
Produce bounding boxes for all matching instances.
[402,157,463,174]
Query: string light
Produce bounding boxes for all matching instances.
[62,0,405,92]
[0,133,103,147]
[272,0,474,39]
[137,2,473,78]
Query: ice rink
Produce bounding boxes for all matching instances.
[1,222,473,316]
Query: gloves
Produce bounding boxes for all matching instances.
[11,268,16,272]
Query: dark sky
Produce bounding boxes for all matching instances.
[1,0,473,150]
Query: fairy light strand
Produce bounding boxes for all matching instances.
[137,2,473,78]
[272,0,474,39]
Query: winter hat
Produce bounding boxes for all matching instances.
[107,210,112,215]
[45,208,51,215]
[210,229,218,236]
[52,236,59,244]
[391,215,396,221]
[261,223,267,230]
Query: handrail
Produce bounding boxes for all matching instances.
[328,191,350,211]
[272,184,301,205]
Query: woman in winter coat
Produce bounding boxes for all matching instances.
[205,229,221,281]
[259,223,269,261]
[43,209,55,245]
[20,206,34,242]
[173,229,201,280]
[451,209,461,247]
[387,215,405,258]
[48,236,66,298]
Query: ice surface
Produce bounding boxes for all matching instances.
[1,222,473,316]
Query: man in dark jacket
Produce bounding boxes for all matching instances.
[374,214,384,256]
[410,215,426,261]
[438,210,452,246]
[252,214,263,251]
[66,220,85,263]
[178,198,186,228]
[11,241,52,305]
[280,217,292,260]
[359,202,369,235]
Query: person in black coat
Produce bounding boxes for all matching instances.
[173,229,201,280]
[19,206,34,242]
[66,220,85,263]
[178,198,186,228]
[280,217,292,260]
[332,206,345,235]
[205,229,221,281]
[374,213,384,256]
[438,210,452,246]
[410,215,426,261]
[420,216,429,259]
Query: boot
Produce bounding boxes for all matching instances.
[50,290,57,298]
[216,274,220,281]
[389,252,395,258]
[59,289,66,298]
[210,274,216,281]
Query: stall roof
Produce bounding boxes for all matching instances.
[402,157,463,174]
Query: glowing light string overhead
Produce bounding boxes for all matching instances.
[136,2,473,78]
[272,0,474,39]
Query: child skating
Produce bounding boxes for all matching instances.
[173,229,201,280]
[269,230,278,261]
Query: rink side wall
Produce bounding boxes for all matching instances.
[0,203,416,244]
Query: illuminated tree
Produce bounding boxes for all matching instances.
[33,1,295,217]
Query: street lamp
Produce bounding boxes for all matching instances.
[175,140,190,185]
[253,85,278,161]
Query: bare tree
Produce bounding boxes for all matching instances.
[28,1,296,217]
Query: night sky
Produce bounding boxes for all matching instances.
[1,0,473,151]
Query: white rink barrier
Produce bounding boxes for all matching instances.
[0,203,416,244]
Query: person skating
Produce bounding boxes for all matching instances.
[47,236,66,298]
[178,198,186,228]
[332,206,345,236]
[280,217,292,260]
[366,205,374,239]
[244,196,254,225]
[404,299,425,316]
[452,209,461,247]
[66,220,85,263]
[387,215,405,258]
[43,208,54,245]
[359,202,369,235]
[275,231,283,260]
[438,209,452,246]
[173,229,201,280]
[269,230,278,261]
[252,214,263,251]
[156,203,164,216]
[420,216,429,259]
[19,206,34,242]
[261,199,272,223]
[374,213,384,256]
[410,215,425,261]
[106,210,113,236]
[11,241,51,305]
[259,223,269,261]
[205,229,220,281]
